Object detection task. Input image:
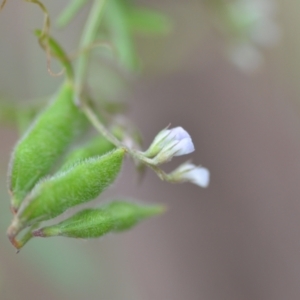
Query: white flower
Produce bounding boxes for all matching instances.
[144,127,195,164]
[168,162,210,188]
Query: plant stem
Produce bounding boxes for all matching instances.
[76,0,171,183]
[75,0,108,99]
[81,103,156,163]
[15,223,40,253]
[82,102,171,181]
[57,0,89,28]
[81,103,124,148]
[76,0,126,151]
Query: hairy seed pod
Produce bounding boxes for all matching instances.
[32,201,165,238]
[60,136,116,171]
[13,148,125,232]
[8,81,88,213]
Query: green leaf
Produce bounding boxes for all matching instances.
[56,0,89,28]
[0,102,17,125]
[104,0,138,71]
[0,97,50,133]
[0,102,36,129]
[127,7,172,36]
[33,201,165,238]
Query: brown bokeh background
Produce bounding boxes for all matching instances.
[1,1,300,300]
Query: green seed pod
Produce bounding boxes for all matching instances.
[14,148,125,231]
[60,136,116,171]
[32,201,165,239]
[8,81,88,213]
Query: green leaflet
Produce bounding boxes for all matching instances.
[0,102,19,126]
[15,107,40,134]
[8,81,88,213]
[15,148,126,228]
[32,201,165,238]
[105,0,138,71]
[56,0,89,28]
[0,97,47,133]
[0,103,36,131]
[126,7,172,36]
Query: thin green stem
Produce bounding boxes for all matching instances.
[57,0,89,28]
[81,103,159,163]
[81,102,171,182]
[75,0,108,98]
[15,223,40,253]
[81,103,124,148]
[76,0,171,184]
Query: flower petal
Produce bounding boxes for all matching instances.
[184,167,210,188]
[169,127,191,140]
[167,162,210,188]
[173,137,195,156]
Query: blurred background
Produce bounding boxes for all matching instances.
[1,0,300,299]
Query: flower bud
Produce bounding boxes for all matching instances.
[167,162,210,188]
[144,127,195,165]
[32,201,165,239]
